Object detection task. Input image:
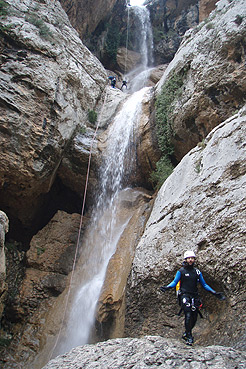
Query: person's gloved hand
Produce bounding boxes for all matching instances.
[160,286,170,292]
[214,292,225,300]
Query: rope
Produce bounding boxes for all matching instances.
[48,88,108,361]
[124,5,130,77]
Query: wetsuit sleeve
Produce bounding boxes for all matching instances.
[166,270,181,288]
[199,272,216,293]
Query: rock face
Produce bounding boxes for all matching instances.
[125,107,246,349]
[96,189,154,341]
[59,0,124,40]
[199,0,218,21]
[0,0,107,238]
[43,336,246,369]
[156,0,246,162]
[1,211,82,368]
[13,189,153,369]
[148,0,199,65]
[0,211,9,320]
[116,47,141,74]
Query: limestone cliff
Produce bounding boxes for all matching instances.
[148,0,199,64]
[59,0,125,40]
[156,0,246,161]
[0,0,246,367]
[125,106,246,349]
[0,0,107,240]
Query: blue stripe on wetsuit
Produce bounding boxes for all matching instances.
[166,270,215,293]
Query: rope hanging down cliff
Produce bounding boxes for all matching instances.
[48,88,109,361]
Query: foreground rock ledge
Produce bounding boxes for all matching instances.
[43,336,246,369]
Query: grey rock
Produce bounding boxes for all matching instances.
[0,0,107,228]
[125,106,246,349]
[156,0,246,161]
[42,336,246,368]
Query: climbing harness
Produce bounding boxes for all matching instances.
[176,269,203,318]
[178,295,203,318]
[48,88,109,361]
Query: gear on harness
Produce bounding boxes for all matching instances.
[178,295,203,318]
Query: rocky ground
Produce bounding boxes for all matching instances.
[43,336,246,369]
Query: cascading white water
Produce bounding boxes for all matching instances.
[126,5,154,92]
[56,87,150,355]
[50,3,155,358]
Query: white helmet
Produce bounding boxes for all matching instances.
[184,250,196,259]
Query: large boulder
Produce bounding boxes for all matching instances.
[125,106,246,349]
[116,47,141,73]
[42,336,246,369]
[0,0,107,232]
[156,0,246,162]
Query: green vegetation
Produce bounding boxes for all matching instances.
[0,0,8,17]
[25,13,52,40]
[152,27,165,43]
[206,22,214,30]
[235,15,243,25]
[80,126,86,134]
[88,109,97,124]
[197,139,206,149]
[36,246,45,256]
[150,156,174,189]
[195,157,202,173]
[151,71,187,188]
[156,72,184,156]
[0,0,11,33]
[104,22,120,64]
[5,240,19,251]
[0,336,11,348]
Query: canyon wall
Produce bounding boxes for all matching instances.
[156,0,246,161]
[125,106,246,349]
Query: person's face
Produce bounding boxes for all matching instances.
[186,257,195,265]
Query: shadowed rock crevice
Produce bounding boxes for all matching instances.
[4,177,83,250]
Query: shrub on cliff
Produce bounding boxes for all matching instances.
[152,71,187,188]
[0,0,8,17]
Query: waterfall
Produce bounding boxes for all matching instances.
[49,2,155,360]
[56,87,150,355]
[127,5,154,92]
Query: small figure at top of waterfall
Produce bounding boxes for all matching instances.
[121,80,128,91]
[108,76,116,88]
[160,250,225,346]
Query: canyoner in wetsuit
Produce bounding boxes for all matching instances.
[160,250,225,346]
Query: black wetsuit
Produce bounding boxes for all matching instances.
[167,263,215,338]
